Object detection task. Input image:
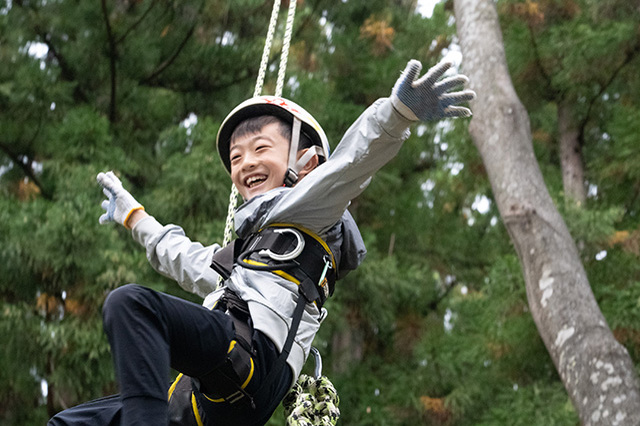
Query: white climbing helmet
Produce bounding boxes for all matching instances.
[216,96,330,185]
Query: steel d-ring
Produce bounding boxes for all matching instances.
[258,228,305,261]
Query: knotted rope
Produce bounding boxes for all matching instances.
[282,347,340,425]
[283,374,341,426]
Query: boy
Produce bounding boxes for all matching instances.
[48,59,475,425]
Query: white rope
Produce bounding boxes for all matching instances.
[217,0,297,289]
[216,7,340,425]
[275,0,297,97]
[254,0,282,98]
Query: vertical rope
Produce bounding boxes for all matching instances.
[254,0,282,97]
[275,0,297,97]
[220,186,239,245]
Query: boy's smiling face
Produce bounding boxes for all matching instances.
[229,122,290,201]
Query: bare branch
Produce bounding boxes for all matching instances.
[116,0,158,45]
[526,24,559,101]
[14,1,89,102]
[101,0,118,122]
[580,36,640,133]
[141,24,196,84]
[0,141,52,201]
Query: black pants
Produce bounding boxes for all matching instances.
[48,284,292,426]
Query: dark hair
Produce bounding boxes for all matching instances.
[230,115,313,150]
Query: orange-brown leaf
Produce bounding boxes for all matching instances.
[360,17,395,56]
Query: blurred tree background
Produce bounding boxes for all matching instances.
[1,0,639,424]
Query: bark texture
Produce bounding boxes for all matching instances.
[453,0,640,424]
[558,100,587,205]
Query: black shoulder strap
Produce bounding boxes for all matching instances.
[210,238,244,281]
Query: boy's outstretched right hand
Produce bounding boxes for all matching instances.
[97,171,144,229]
[390,59,476,122]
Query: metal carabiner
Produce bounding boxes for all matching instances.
[258,228,305,261]
[310,346,323,379]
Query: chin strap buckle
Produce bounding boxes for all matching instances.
[283,168,299,187]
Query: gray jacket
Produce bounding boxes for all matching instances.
[131,97,412,380]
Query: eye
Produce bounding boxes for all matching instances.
[255,144,269,152]
[230,153,241,163]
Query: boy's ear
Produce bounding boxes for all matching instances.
[295,148,319,180]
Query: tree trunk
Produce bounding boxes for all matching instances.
[453,0,640,424]
[558,99,587,205]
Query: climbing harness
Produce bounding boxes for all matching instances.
[167,290,256,426]
[209,223,337,411]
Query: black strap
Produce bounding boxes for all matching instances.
[255,279,315,396]
[216,290,253,352]
[210,238,244,281]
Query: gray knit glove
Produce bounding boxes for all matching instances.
[390,59,476,122]
[97,171,143,228]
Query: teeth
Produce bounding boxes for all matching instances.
[246,175,266,187]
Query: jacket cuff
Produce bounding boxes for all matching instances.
[374,97,414,138]
[131,215,164,247]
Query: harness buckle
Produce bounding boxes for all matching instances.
[283,168,299,187]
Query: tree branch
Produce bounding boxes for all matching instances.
[115,0,158,45]
[579,36,640,134]
[0,141,52,201]
[141,0,206,85]
[101,0,118,122]
[141,24,196,84]
[526,24,560,102]
[14,1,88,102]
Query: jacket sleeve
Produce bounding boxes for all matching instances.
[235,97,413,236]
[131,216,222,299]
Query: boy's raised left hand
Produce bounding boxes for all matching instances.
[391,59,476,122]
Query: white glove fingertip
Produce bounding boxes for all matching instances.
[421,60,453,85]
[101,199,111,211]
[96,172,107,185]
[99,213,111,225]
[401,60,422,83]
[466,89,477,101]
[445,106,473,118]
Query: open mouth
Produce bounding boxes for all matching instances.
[245,175,267,188]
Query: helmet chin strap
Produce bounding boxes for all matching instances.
[283,118,322,187]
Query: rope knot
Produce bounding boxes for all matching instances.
[284,374,340,426]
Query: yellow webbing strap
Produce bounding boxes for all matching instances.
[167,373,182,400]
[191,393,204,426]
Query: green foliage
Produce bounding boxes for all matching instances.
[476,382,577,426]
[2,0,640,424]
